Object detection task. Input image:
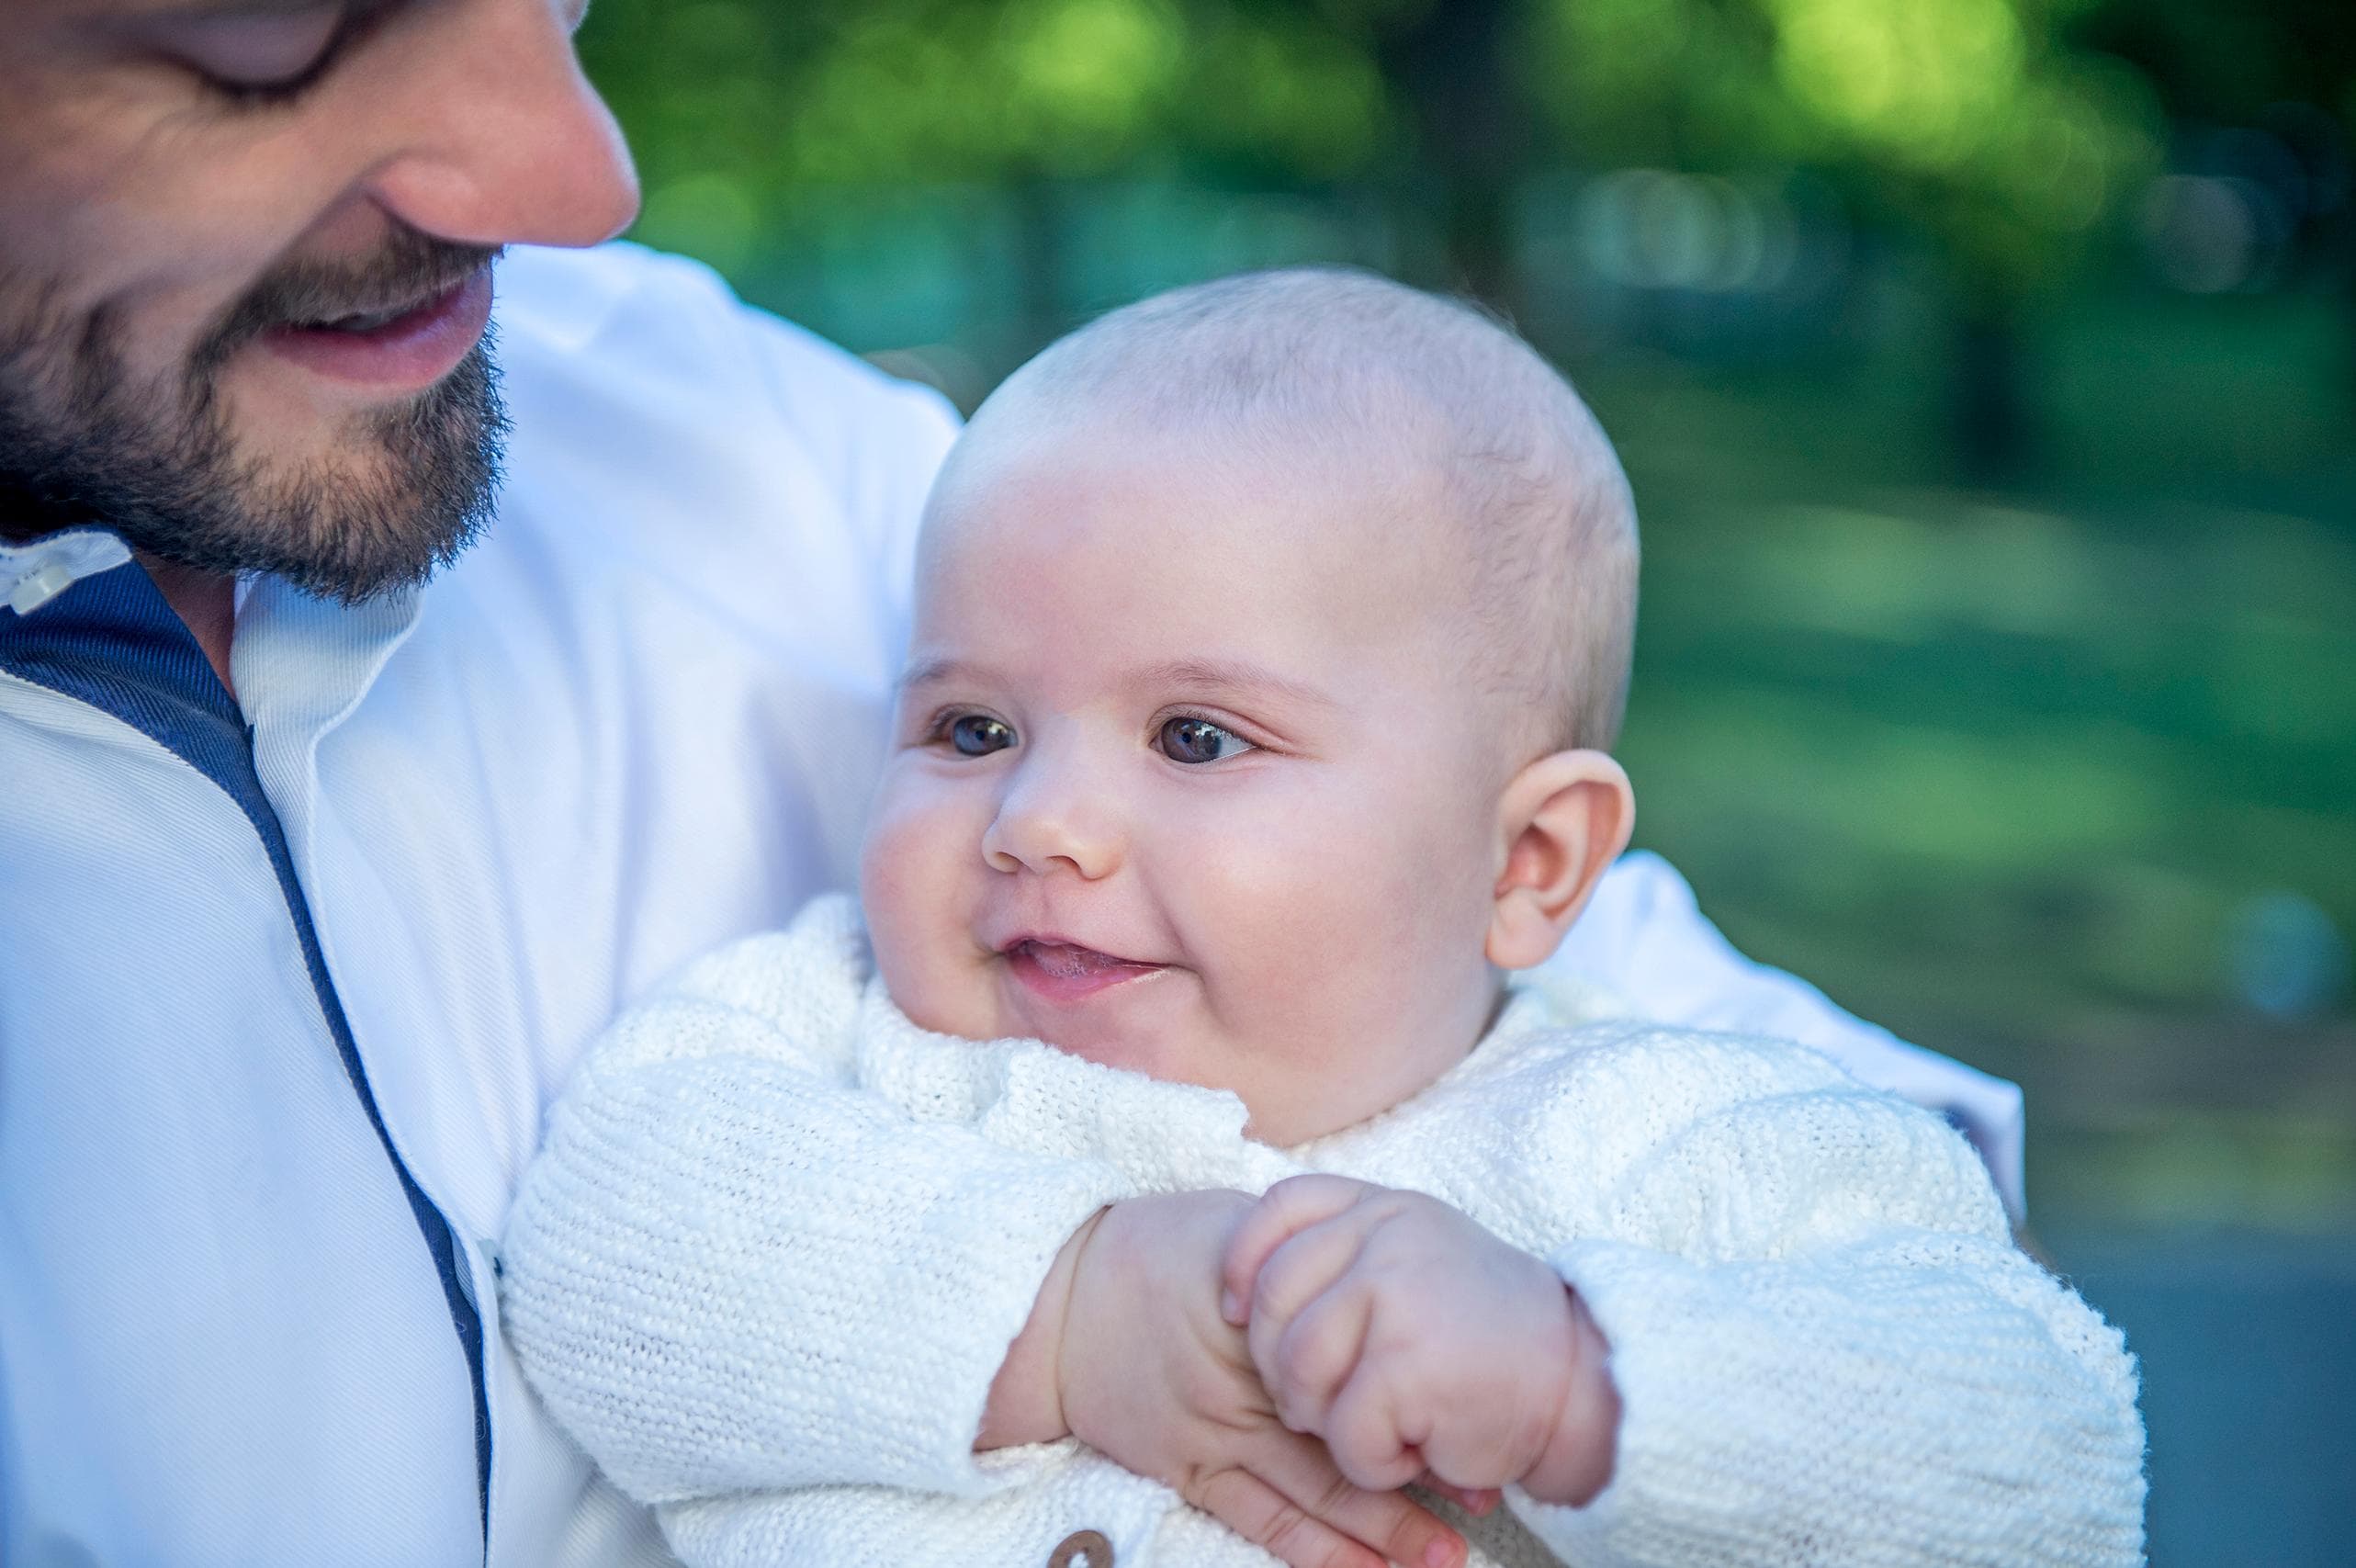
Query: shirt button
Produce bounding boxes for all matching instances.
[1048,1528,1114,1568]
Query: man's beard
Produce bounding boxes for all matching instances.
[0,227,509,605]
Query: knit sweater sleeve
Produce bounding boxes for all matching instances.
[1480,1033,2146,1566]
[497,895,1131,1505]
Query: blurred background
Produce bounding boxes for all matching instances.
[573,0,2353,1556]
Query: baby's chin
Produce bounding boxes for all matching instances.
[887,958,1162,1055]
[992,993,1180,1078]
[1039,1026,1301,1138]
[933,967,1247,1096]
[986,1009,1336,1145]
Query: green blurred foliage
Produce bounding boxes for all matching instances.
[578,0,2298,297]
[1590,287,2356,1227]
[1516,0,2164,293]
[584,0,1400,272]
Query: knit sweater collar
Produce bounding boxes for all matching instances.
[849,966,1626,1192]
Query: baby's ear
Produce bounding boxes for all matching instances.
[1486,750,1635,971]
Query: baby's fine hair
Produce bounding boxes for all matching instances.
[961,266,1640,753]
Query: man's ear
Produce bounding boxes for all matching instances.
[1486,750,1635,971]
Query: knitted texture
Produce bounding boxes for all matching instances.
[502,895,2147,1566]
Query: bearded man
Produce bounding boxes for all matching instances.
[0,5,2024,1565]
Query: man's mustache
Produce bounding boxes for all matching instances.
[195,228,502,375]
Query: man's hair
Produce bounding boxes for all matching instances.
[954,266,1639,752]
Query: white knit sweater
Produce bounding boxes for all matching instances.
[502,895,2146,1567]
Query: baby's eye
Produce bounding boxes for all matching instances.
[947,714,1016,757]
[1157,716,1254,765]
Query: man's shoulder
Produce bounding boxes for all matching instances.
[496,243,937,405]
[491,242,961,491]
[466,243,959,621]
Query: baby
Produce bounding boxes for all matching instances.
[502,270,2145,1567]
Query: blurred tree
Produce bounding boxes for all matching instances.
[578,0,1399,340]
[2078,0,2356,391]
[1517,0,2164,475]
[578,0,1655,320]
[2080,0,2354,128]
[580,0,2356,462]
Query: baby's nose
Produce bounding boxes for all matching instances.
[980,766,1122,880]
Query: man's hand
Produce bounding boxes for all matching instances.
[991,1190,1471,1568]
[1221,1175,1621,1508]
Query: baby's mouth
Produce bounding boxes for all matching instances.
[1014,941,1147,978]
[1001,939,1167,1002]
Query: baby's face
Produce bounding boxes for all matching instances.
[861,419,1517,1145]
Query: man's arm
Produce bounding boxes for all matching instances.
[1552,850,2027,1219]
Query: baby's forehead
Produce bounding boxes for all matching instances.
[927,393,1459,577]
[921,268,1638,749]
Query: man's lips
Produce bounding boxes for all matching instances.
[1000,936,1168,1005]
[260,267,493,391]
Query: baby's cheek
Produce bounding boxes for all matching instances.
[858,800,922,932]
[862,891,983,1040]
[1197,806,1441,1025]
[1285,801,1495,1066]
[859,787,981,1029]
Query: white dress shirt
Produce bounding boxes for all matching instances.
[0,241,2023,1568]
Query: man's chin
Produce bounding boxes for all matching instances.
[2,228,509,603]
[91,335,505,604]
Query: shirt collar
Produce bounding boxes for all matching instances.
[843,961,1636,1185]
[1,529,135,617]
[233,569,423,732]
[3,525,426,750]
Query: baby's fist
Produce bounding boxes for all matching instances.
[1222,1175,1619,1506]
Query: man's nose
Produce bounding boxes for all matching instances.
[362,0,641,251]
[981,754,1122,881]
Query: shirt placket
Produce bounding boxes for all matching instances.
[1,534,493,1555]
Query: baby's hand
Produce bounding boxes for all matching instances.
[1221,1176,1621,1507]
[1053,1191,1471,1568]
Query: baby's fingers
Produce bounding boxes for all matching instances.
[1323,1364,1428,1493]
[1416,1476,1503,1517]
[1222,1174,1386,1324]
[1249,1225,1378,1426]
[1189,1432,1466,1568]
